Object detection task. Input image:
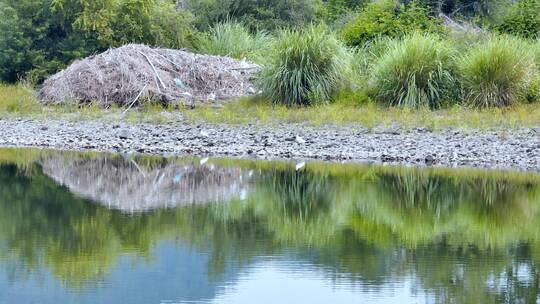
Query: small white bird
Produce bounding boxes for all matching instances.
[200,157,209,165]
[240,57,249,68]
[296,162,306,171]
[200,130,209,137]
[295,136,306,144]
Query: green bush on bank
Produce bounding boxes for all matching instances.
[341,0,443,47]
[370,33,457,108]
[495,0,540,39]
[257,25,351,106]
[458,36,536,108]
[196,21,269,62]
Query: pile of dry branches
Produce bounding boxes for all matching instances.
[38,44,259,107]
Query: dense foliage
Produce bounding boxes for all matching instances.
[341,0,443,47]
[183,0,321,31]
[495,0,540,39]
[0,0,195,82]
[419,0,508,17]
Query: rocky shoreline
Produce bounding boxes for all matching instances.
[0,117,539,171]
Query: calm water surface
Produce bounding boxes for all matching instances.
[0,149,539,304]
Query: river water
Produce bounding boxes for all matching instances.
[0,148,539,304]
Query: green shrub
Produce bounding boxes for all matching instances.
[196,21,269,62]
[495,0,540,39]
[341,0,442,47]
[458,36,536,108]
[257,25,351,106]
[370,33,458,108]
[526,76,540,103]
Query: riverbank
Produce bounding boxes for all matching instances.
[0,117,539,171]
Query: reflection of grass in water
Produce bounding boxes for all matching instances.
[4,148,540,300]
[353,169,540,248]
[264,170,333,221]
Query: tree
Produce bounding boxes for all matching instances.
[0,0,196,83]
[0,3,32,82]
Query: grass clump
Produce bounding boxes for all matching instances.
[459,36,536,108]
[370,33,458,108]
[0,84,41,114]
[196,21,269,62]
[257,24,351,106]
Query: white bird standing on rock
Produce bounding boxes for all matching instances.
[295,136,306,144]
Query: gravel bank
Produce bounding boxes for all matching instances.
[0,118,539,171]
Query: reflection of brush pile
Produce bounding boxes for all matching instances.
[39,156,249,212]
[38,44,259,107]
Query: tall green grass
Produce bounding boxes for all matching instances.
[534,40,540,67]
[458,36,536,108]
[196,21,269,62]
[370,33,458,108]
[257,24,351,106]
[0,84,41,114]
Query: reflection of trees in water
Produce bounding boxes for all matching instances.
[0,163,127,288]
[408,242,540,304]
[2,154,540,302]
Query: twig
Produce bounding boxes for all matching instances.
[138,51,167,90]
[228,67,260,71]
[130,159,146,178]
[151,49,184,70]
[122,84,147,114]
